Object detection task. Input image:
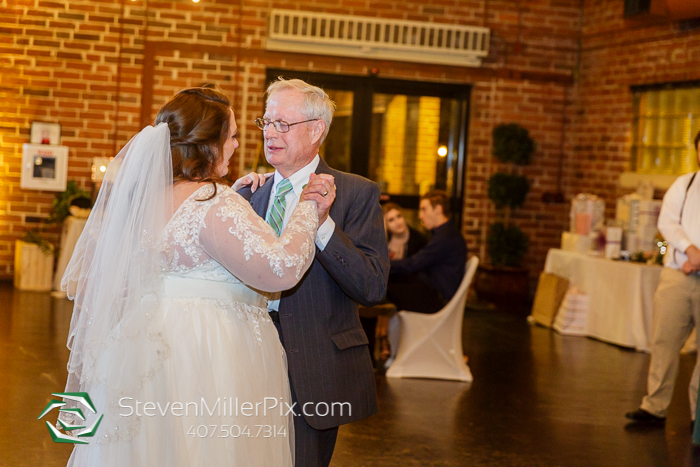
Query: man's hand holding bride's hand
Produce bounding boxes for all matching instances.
[232,172,273,193]
[301,173,335,225]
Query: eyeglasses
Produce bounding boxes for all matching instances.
[255,117,319,133]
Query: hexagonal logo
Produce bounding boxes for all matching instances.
[37,392,103,444]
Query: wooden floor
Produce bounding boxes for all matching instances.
[2,281,700,467]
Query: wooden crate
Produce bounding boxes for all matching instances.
[14,240,55,292]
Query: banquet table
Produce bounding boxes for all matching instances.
[544,248,663,352]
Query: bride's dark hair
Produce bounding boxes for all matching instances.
[155,86,232,199]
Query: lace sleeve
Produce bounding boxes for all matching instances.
[200,189,319,292]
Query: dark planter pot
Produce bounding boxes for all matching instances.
[474,264,530,313]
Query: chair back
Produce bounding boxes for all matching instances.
[386,256,479,381]
[436,255,479,320]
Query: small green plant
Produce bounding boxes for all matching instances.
[21,181,91,257]
[486,123,536,268]
[21,228,54,255]
[46,181,91,225]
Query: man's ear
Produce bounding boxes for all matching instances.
[311,120,326,145]
[434,204,445,217]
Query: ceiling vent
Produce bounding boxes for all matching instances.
[266,9,490,67]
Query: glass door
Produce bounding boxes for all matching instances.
[370,94,462,195]
[320,89,353,173]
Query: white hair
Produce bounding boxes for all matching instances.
[266,78,336,143]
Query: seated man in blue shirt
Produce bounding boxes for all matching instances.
[387,190,468,314]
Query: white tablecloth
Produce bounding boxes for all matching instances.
[544,249,662,351]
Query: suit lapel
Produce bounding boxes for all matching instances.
[249,178,273,218]
[314,158,338,221]
[315,157,332,176]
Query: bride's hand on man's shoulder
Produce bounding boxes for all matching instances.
[232,172,273,193]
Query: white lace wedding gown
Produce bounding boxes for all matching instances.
[65,183,318,467]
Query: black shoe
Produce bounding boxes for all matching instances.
[625,408,666,424]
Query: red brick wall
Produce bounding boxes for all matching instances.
[570,1,700,212]
[4,0,692,290]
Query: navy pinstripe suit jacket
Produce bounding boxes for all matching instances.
[239,158,389,430]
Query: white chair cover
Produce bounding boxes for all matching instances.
[386,256,479,382]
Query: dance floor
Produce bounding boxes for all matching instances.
[2,281,700,467]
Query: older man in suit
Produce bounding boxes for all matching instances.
[238,78,389,467]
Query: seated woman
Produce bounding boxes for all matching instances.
[383,202,427,261]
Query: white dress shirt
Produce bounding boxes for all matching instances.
[658,171,700,270]
[266,155,336,311]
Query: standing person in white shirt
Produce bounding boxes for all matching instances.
[627,130,700,427]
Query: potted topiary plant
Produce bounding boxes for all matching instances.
[474,123,535,313]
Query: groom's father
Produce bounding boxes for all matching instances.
[239,78,389,467]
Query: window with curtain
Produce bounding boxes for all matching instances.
[632,86,700,175]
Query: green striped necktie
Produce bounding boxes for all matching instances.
[266,178,293,236]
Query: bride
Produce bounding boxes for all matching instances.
[59,87,325,466]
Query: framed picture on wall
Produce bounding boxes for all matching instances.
[21,144,68,192]
[29,121,61,145]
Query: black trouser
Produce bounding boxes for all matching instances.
[272,319,339,467]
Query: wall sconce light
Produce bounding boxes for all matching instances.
[437,146,448,158]
[91,157,111,182]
